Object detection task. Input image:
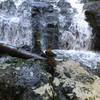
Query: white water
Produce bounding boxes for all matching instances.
[53,50,100,69]
[0,0,93,49]
[60,0,93,50]
[48,0,100,69]
[0,0,100,69]
[0,0,32,47]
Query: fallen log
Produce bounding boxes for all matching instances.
[0,43,45,59]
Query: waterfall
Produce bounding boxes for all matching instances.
[47,0,100,69]
[60,0,93,50]
[0,0,100,69]
[0,0,33,47]
[0,0,93,49]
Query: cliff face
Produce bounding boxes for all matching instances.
[84,1,100,50]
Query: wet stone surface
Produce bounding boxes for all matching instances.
[0,57,51,100]
[84,1,100,50]
[0,57,100,100]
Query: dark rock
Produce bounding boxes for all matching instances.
[0,58,50,100]
[0,82,26,100]
[0,58,100,100]
[31,2,59,52]
[20,45,32,52]
[44,10,59,49]
[19,90,42,100]
[0,59,43,87]
[57,0,71,15]
[61,86,78,100]
[57,0,71,9]
[84,1,100,12]
[84,1,100,50]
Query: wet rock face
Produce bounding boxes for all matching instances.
[0,58,50,100]
[40,0,74,49]
[0,83,26,100]
[31,3,59,50]
[33,60,100,100]
[0,58,100,100]
[44,10,59,49]
[57,0,71,16]
[0,59,46,87]
[84,1,100,50]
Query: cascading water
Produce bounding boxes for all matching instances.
[0,0,100,69]
[0,0,33,47]
[59,0,93,50]
[50,0,100,69]
[0,0,92,49]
